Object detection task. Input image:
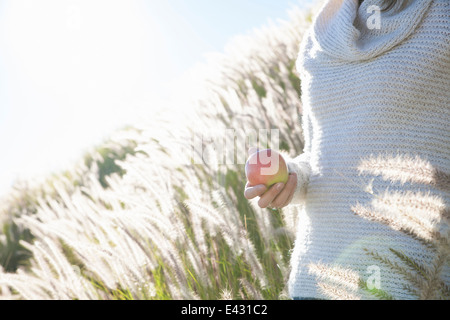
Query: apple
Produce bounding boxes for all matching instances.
[245,149,289,187]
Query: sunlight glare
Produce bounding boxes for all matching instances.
[0,0,168,194]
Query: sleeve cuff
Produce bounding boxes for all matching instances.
[283,152,311,205]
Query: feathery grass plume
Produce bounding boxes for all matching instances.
[419,251,449,300]
[308,262,362,300]
[219,287,233,300]
[358,154,450,192]
[239,277,264,300]
[317,282,362,300]
[373,191,445,230]
[351,203,444,248]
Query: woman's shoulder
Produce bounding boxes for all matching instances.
[295,27,314,75]
[415,0,450,56]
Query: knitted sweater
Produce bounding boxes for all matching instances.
[285,0,450,300]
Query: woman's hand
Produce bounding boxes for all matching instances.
[244,147,297,209]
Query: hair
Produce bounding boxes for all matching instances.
[359,0,410,12]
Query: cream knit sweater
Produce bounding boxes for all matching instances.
[286,0,449,299]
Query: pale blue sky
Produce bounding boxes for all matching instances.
[0,0,313,197]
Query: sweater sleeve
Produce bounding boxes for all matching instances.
[282,28,315,206]
[285,152,311,205]
[283,110,313,205]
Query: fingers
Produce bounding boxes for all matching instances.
[244,182,267,200]
[270,173,297,208]
[245,147,297,209]
[258,182,285,209]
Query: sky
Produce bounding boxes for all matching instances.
[0,0,313,198]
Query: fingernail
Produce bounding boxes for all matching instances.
[277,183,283,190]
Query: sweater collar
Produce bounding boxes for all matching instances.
[312,0,433,61]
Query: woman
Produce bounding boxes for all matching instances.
[244,0,449,300]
